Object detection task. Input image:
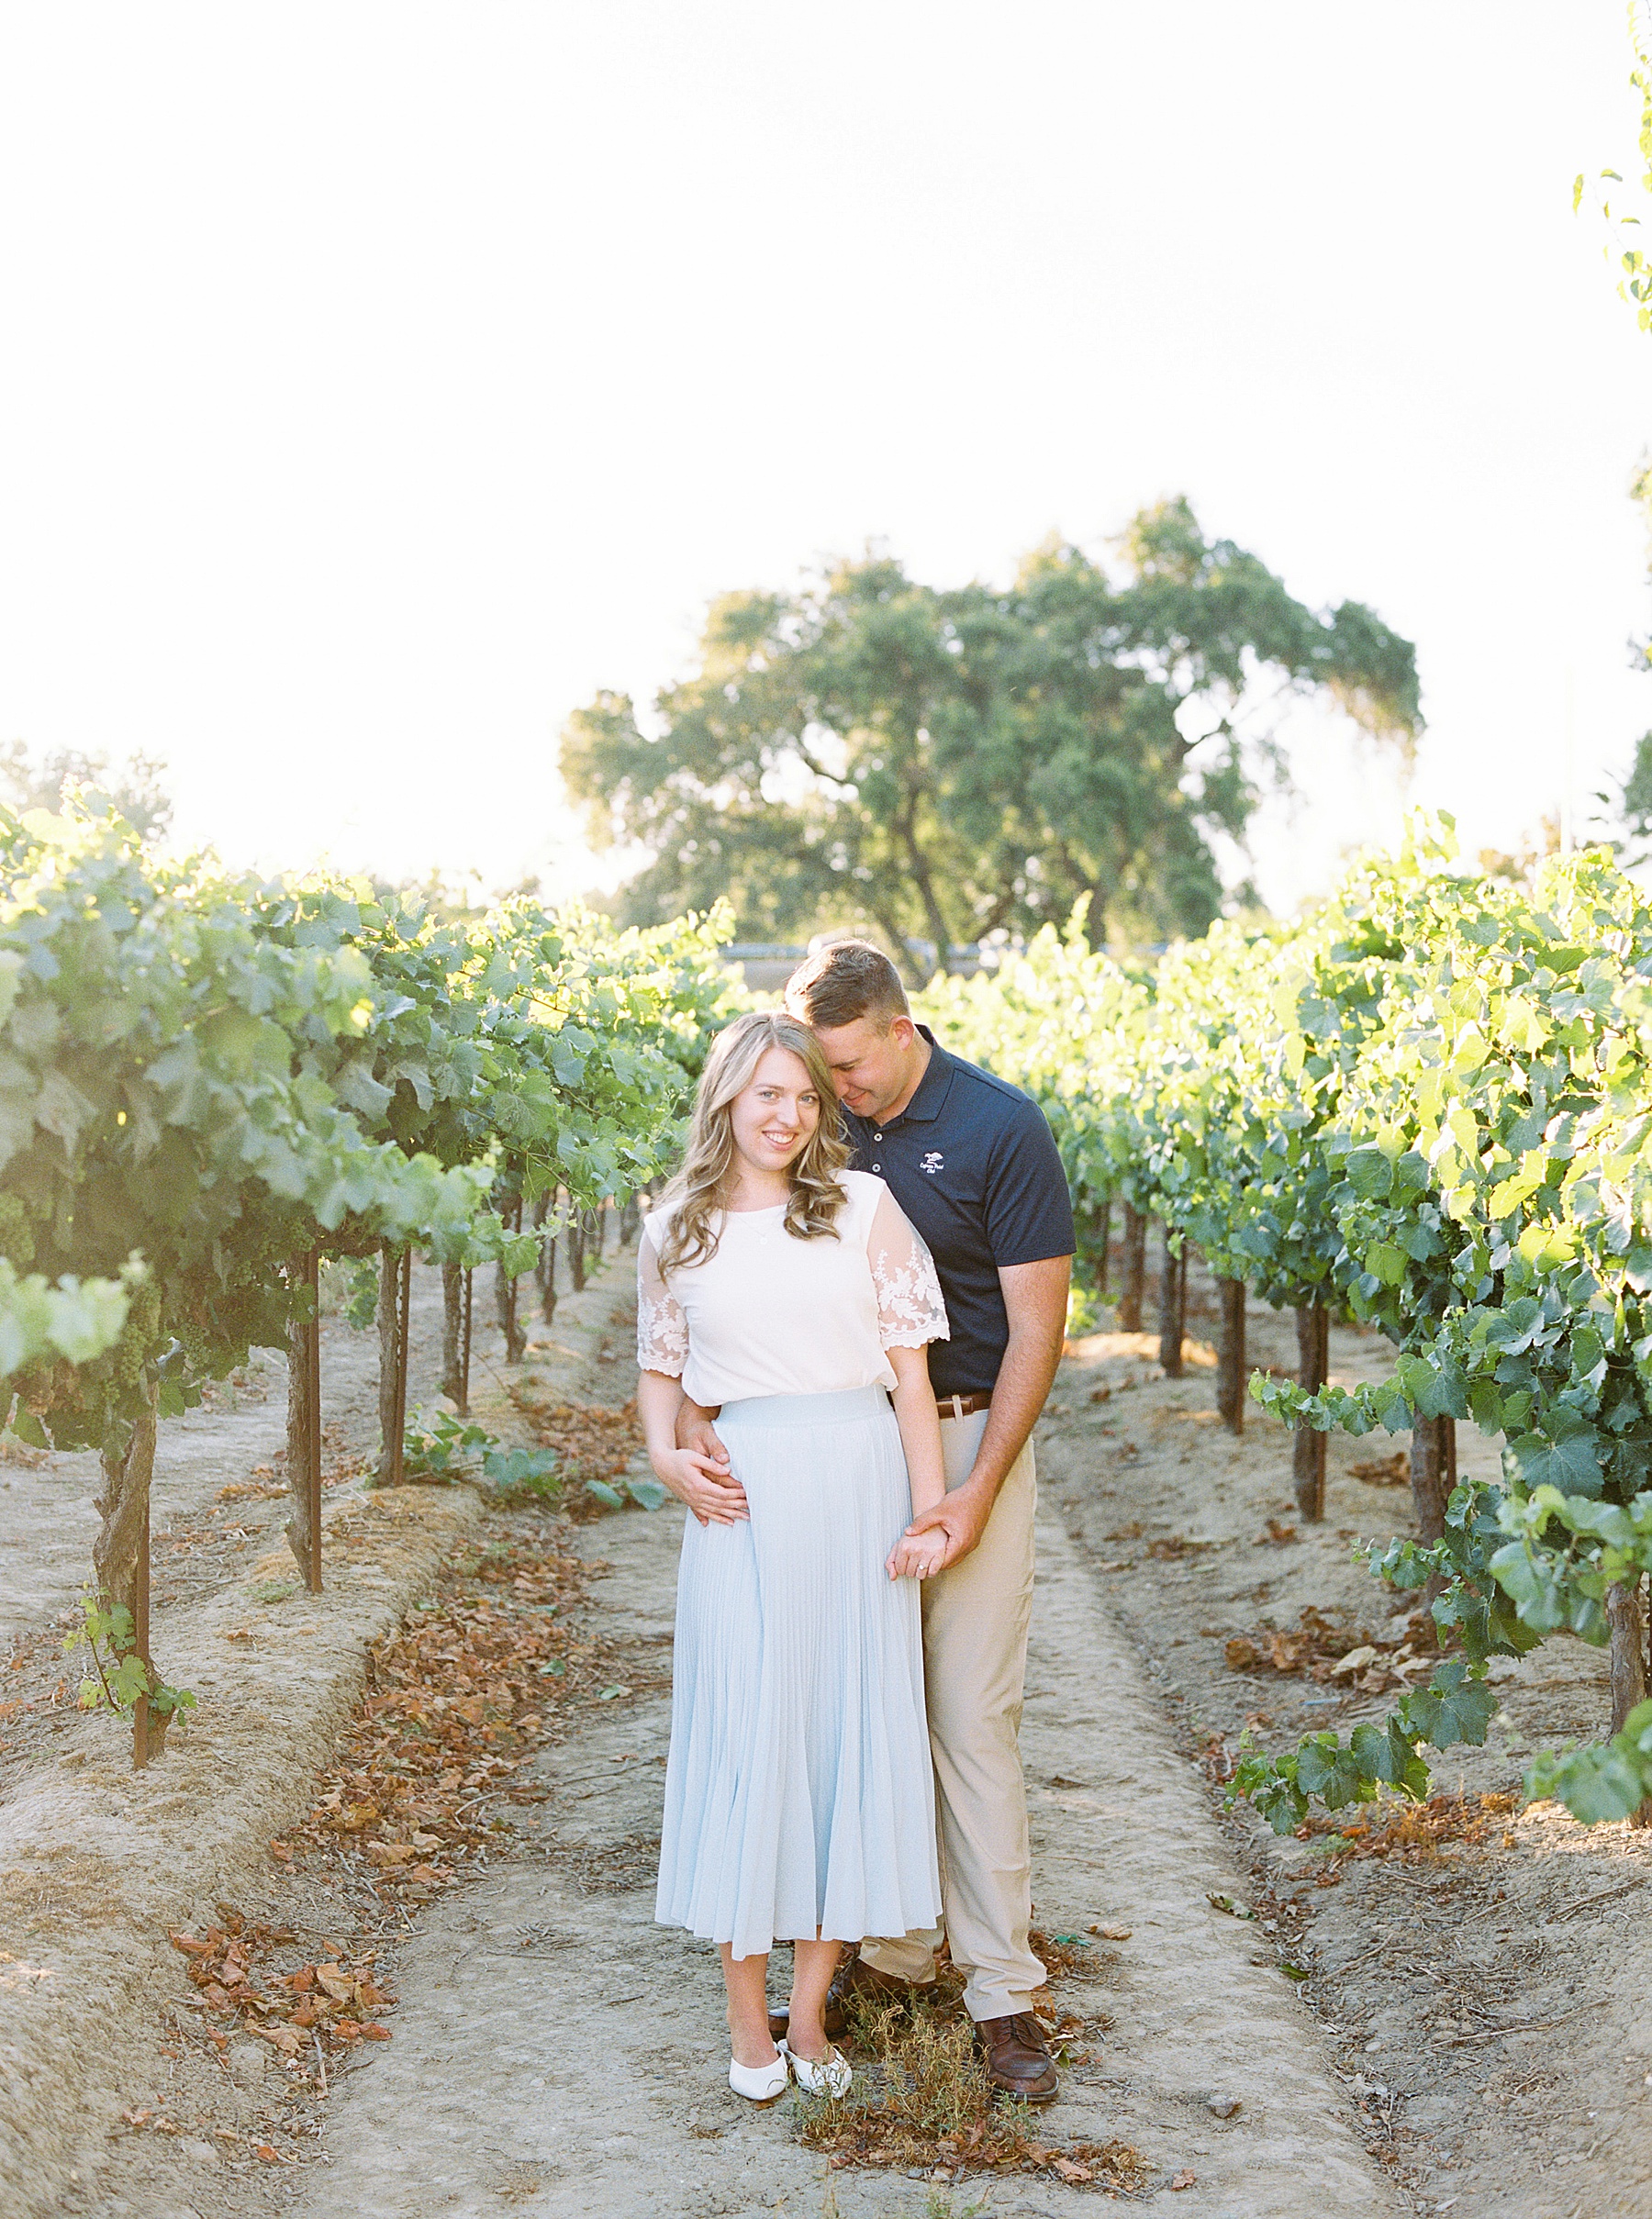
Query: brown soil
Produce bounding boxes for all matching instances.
[1044,1258,1650,2218]
[5,1236,1643,2219]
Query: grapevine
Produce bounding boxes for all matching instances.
[920,817,1652,1831]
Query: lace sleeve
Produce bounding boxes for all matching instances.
[868,1187,951,1350]
[636,1231,689,1377]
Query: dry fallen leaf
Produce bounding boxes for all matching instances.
[1092,1924,1133,1941]
[1171,2169,1197,2190]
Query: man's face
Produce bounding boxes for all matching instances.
[809,1012,919,1122]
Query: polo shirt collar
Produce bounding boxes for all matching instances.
[889,1025,956,1126]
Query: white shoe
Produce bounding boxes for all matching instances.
[778,2038,852,2098]
[729,2048,789,2102]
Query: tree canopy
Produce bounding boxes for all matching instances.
[562,499,1422,977]
[0,743,173,842]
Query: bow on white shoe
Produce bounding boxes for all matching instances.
[729,2049,789,2102]
[777,2038,852,2098]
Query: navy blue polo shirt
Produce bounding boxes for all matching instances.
[843,1027,1075,1397]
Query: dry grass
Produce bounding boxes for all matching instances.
[1349,1451,1411,1488]
[1223,1602,1436,1695]
[793,1957,1141,2194]
[269,1527,601,1907]
[1300,1790,1520,1864]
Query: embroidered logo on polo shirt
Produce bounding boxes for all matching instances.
[920,1151,944,1175]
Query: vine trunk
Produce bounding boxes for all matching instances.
[1158,1231,1186,1377]
[1607,1578,1652,1829]
[1408,1415,1455,1545]
[1216,1278,1246,1433]
[94,1391,166,1764]
[1292,1304,1328,1522]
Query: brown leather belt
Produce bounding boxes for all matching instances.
[937,1391,992,1420]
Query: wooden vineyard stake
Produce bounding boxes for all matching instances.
[285,1248,325,1591]
[1157,1228,1186,1377]
[1215,1278,1246,1434]
[1292,1302,1330,1521]
[441,1262,463,1411]
[377,1245,412,1487]
[393,1247,412,1483]
[132,1493,151,1772]
[462,1266,474,1411]
[303,1248,321,1589]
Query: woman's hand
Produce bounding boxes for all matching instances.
[652,1444,750,1527]
[886,1527,949,1581]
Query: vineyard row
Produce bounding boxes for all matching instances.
[916,820,1652,1833]
[0,800,738,1765]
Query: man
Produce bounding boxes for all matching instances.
[677,939,1074,2102]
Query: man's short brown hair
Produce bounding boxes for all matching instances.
[784,938,910,1031]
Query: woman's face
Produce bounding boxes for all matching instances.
[727,1044,821,1178]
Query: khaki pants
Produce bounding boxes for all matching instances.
[858,1406,1044,2022]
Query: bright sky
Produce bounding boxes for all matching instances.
[0,3,1647,920]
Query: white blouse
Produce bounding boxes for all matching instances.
[637,1169,949,1407]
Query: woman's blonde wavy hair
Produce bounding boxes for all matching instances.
[656,1011,851,1274]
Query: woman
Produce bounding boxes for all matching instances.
[637,1009,950,2102]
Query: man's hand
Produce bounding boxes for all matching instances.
[664,1401,741,1526]
[651,1444,749,1527]
[893,1484,991,1575]
[676,1399,731,1469]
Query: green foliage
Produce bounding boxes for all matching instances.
[66,1595,195,1723]
[0,804,502,1449]
[922,814,1652,1829]
[1526,1698,1652,1822]
[0,804,733,1452]
[1574,6,1652,334]
[563,506,1419,973]
[480,1443,564,1499]
[0,1254,138,1393]
[342,1255,381,1330]
[395,1410,667,1515]
[398,1409,497,1483]
[585,1474,671,1513]
[0,748,173,841]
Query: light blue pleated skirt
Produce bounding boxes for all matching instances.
[654,1385,942,1960]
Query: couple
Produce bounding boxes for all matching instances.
[636,941,1074,2106]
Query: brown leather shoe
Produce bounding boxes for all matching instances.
[974,2012,1059,2104]
[767,1955,919,2045]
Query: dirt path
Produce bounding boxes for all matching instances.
[1046,1261,1652,2218]
[271,1298,1397,2219]
[15,1237,1650,2218]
